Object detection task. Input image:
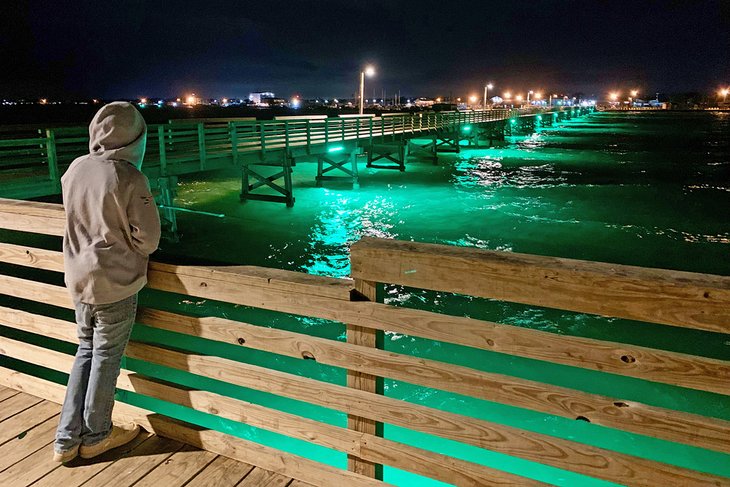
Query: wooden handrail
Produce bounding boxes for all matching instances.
[0,198,728,486]
[350,237,730,334]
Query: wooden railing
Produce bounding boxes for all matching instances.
[1,195,723,486]
[0,107,589,200]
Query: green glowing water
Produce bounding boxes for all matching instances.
[3,111,729,486]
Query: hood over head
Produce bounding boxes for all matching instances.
[88,101,147,168]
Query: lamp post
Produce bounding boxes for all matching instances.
[720,88,729,103]
[359,65,375,115]
[527,90,533,104]
[483,82,493,109]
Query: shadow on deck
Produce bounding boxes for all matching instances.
[0,386,309,487]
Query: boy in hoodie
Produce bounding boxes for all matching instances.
[53,102,161,462]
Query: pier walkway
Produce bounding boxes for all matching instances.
[0,387,303,487]
[0,106,591,233]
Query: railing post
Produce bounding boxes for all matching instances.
[197,123,207,171]
[229,122,238,166]
[157,125,168,176]
[44,129,60,192]
[348,278,384,480]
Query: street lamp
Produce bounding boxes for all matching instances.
[527,90,533,103]
[720,88,729,103]
[469,95,478,107]
[359,65,375,115]
[484,82,493,109]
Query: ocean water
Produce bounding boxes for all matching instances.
[3,111,729,485]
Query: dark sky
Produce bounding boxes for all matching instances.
[2,0,728,99]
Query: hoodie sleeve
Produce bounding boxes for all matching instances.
[127,171,161,255]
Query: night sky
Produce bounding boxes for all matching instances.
[2,0,728,99]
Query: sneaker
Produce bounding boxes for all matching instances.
[79,423,140,459]
[52,444,79,463]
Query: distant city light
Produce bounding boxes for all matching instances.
[503,92,511,99]
[469,95,478,103]
[515,94,523,102]
[436,97,442,102]
[534,92,542,100]
[290,96,301,108]
[487,83,493,90]
[364,65,375,77]
[186,94,196,105]
[39,98,47,105]
[222,98,229,104]
[609,92,619,101]
[630,90,638,97]
[139,97,147,104]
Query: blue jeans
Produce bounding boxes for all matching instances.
[54,294,137,453]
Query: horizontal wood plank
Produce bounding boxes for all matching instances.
[3,340,728,487]
[350,237,730,334]
[3,309,730,456]
[0,368,393,487]
[2,244,726,396]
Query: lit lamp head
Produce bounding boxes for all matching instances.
[631,90,638,97]
[487,83,493,90]
[609,92,619,101]
[364,65,375,77]
[515,94,523,102]
[534,92,542,100]
[503,92,511,99]
[469,95,478,103]
[721,89,729,96]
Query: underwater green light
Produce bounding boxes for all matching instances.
[462,125,472,132]
[328,146,344,153]
[536,115,542,120]
[510,119,516,124]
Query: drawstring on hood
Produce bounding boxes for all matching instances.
[88,102,147,169]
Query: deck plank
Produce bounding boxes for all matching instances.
[185,455,255,487]
[133,444,217,487]
[0,385,20,402]
[81,435,184,487]
[0,400,59,446]
[0,415,57,471]
[0,442,60,487]
[237,467,291,487]
[31,431,154,487]
[0,391,43,422]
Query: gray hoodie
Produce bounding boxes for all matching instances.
[62,102,161,304]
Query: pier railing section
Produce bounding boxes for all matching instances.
[1,198,723,486]
[0,107,557,199]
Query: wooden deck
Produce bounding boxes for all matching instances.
[0,386,308,487]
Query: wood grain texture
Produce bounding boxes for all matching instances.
[133,444,217,487]
[0,415,58,472]
[0,368,393,487]
[2,243,726,395]
[0,338,546,487]
[3,304,729,456]
[184,455,255,487]
[0,400,60,445]
[2,348,728,487]
[350,237,730,333]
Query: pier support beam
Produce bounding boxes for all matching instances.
[240,150,295,207]
[406,136,438,164]
[316,144,360,189]
[435,130,461,153]
[367,141,408,171]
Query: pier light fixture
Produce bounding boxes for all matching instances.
[359,65,376,115]
[503,91,511,99]
[436,97,442,103]
[720,88,729,102]
[515,94,523,102]
[469,95,478,104]
[631,90,638,97]
[534,92,542,100]
[609,92,619,101]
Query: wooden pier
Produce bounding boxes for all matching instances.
[0,197,727,486]
[0,387,304,487]
[0,106,592,230]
